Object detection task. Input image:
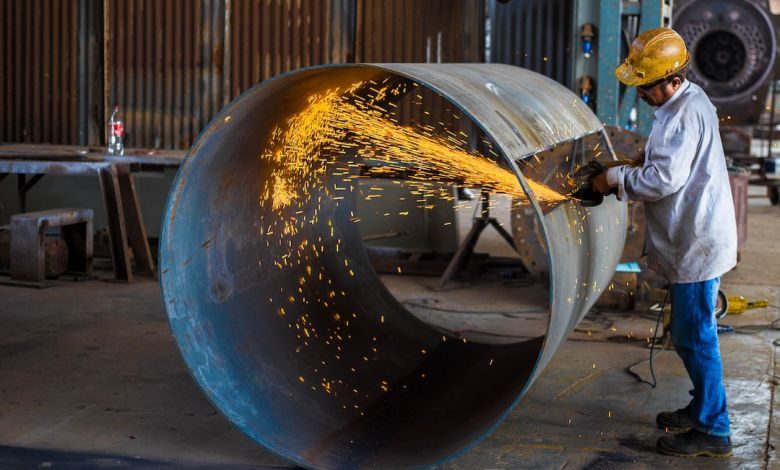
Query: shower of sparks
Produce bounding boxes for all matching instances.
[251,78,585,409]
[260,80,566,218]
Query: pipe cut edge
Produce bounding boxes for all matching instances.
[159,64,627,470]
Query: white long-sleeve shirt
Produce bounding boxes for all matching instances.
[606,80,737,283]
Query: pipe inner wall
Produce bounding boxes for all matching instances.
[160,64,626,469]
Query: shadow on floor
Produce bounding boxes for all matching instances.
[0,444,293,470]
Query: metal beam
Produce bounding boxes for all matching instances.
[636,0,671,135]
[593,0,669,134]
[597,0,623,126]
[622,1,641,15]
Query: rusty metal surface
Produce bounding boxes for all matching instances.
[0,0,81,145]
[106,0,228,150]
[0,152,159,282]
[105,0,356,150]
[489,0,574,87]
[42,236,70,277]
[2,1,491,150]
[160,63,626,469]
[354,0,484,63]
[9,208,93,285]
[0,232,71,278]
[0,144,186,166]
[510,132,610,279]
[0,160,108,176]
[227,0,355,97]
[602,126,647,263]
[356,0,484,135]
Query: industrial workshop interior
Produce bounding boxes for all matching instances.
[2,0,780,469]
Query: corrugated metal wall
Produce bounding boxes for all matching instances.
[355,0,484,62]
[105,0,356,149]
[107,0,355,149]
[354,0,484,139]
[0,0,81,145]
[107,0,230,149]
[109,0,483,149]
[3,0,488,150]
[0,1,588,149]
[489,0,574,88]
[227,0,355,97]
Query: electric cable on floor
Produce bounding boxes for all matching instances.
[627,288,670,388]
[730,317,780,335]
[717,304,780,334]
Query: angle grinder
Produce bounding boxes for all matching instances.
[570,159,639,206]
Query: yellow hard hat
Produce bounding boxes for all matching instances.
[615,27,690,87]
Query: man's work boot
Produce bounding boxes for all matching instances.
[656,406,694,431]
[656,429,733,458]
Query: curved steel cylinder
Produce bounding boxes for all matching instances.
[675,0,778,124]
[160,64,626,469]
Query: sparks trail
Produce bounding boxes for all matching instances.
[255,81,576,402]
[260,81,567,219]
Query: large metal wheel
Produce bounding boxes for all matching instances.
[715,289,729,320]
[675,0,779,124]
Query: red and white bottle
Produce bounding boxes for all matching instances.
[107,105,125,155]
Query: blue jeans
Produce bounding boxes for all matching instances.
[670,278,731,437]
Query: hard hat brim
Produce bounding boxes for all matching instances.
[615,62,645,87]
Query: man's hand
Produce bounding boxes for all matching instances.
[591,171,612,195]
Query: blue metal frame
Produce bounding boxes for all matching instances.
[597,0,623,126]
[636,0,669,136]
[578,0,670,136]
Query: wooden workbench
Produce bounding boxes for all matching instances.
[0,144,186,282]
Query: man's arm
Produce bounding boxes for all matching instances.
[605,123,697,202]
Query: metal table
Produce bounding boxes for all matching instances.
[0,144,185,281]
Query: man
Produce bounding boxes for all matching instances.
[592,27,737,458]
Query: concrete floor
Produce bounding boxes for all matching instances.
[0,194,778,469]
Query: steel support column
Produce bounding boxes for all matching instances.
[637,0,671,135]
[587,0,670,135]
[597,0,623,126]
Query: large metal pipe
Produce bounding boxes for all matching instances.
[160,64,626,469]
